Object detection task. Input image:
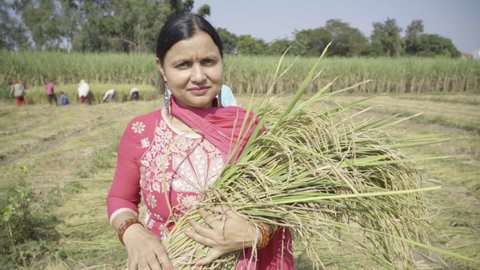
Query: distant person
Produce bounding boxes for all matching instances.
[45,80,58,105]
[129,87,140,101]
[58,92,69,105]
[78,80,90,104]
[103,89,117,103]
[10,79,26,106]
[219,84,237,107]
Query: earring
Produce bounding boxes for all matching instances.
[163,83,172,109]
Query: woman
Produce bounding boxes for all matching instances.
[107,14,293,270]
[10,79,26,106]
[78,79,89,104]
[45,80,58,105]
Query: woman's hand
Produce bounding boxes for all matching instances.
[184,206,260,267]
[122,224,173,270]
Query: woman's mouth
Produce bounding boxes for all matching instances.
[189,86,210,95]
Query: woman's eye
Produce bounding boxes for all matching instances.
[202,59,216,66]
[176,62,190,69]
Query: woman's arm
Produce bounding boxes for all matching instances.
[108,117,173,270]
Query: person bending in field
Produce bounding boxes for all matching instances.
[58,92,69,105]
[129,87,140,101]
[103,89,117,103]
[78,80,90,104]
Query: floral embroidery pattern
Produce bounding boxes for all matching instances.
[171,145,223,193]
[139,118,224,238]
[141,137,150,148]
[146,193,157,208]
[132,121,146,134]
[177,193,201,210]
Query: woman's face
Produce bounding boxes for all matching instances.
[157,31,223,109]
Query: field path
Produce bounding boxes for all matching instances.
[331,95,480,133]
[0,102,158,190]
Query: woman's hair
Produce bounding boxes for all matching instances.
[155,13,223,65]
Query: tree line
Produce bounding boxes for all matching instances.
[0,0,460,57]
[221,18,460,58]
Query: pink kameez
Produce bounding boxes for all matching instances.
[107,104,293,269]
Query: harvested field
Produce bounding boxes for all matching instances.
[0,92,478,269]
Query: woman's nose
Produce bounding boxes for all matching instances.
[191,64,207,82]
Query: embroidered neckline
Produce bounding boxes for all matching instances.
[161,109,202,139]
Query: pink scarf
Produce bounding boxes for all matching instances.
[170,96,261,163]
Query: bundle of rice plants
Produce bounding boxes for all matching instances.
[162,50,444,269]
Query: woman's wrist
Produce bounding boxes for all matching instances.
[256,223,272,249]
[117,218,142,245]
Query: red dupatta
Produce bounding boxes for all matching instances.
[170,96,260,163]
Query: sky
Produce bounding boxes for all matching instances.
[193,0,480,54]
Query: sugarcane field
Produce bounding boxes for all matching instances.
[1,50,479,270]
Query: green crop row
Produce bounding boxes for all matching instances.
[1,51,479,94]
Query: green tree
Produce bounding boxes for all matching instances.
[417,34,460,57]
[217,28,237,54]
[110,0,171,52]
[73,0,172,52]
[405,19,424,55]
[72,0,210,52]
[12,0,77,50]
[71,1,112,52]
[8,0,82,51]
[0,1,29,50]
[293,28,331,56]
[196,4,210,17]
[267,39,294,55]
[168,0,192,15]
[370,18,403,57]
[168,0,210,17]
[324,19,368,56]
[236,35,267,55]
[58,0,82,51]
[7,0,209,52]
